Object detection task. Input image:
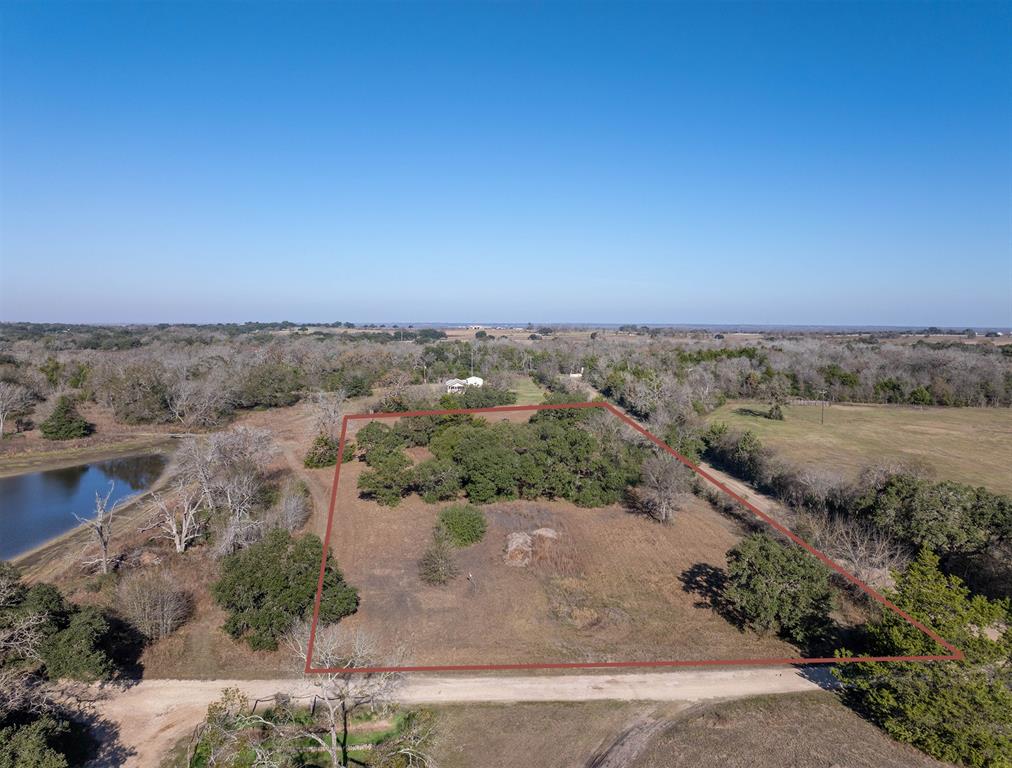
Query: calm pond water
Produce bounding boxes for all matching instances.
[0,453,168,560]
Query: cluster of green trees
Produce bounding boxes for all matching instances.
[212,530,359,651]
[355,405,641,509]
[836,549,1011,767]
[1,564,135,767]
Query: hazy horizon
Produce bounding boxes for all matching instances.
[1,2,1009,326]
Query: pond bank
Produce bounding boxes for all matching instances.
[0,434,177,478]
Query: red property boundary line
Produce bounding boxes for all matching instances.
[306,401,963,674]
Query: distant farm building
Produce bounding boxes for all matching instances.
[568,367,584,379]
[445,376,484,394]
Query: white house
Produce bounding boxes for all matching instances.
[568,367,584,379]
[445,376,484,394]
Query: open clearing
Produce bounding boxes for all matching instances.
[433,693,952,768]
[321,411,805,670]
[708,400,1012,495]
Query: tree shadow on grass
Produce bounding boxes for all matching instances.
[678,563,743,629]
[733,407,772,419]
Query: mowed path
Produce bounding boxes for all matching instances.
[90,667,835,767]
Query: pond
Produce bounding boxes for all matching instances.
[0,453,169,560]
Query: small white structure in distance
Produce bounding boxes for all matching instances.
[445,376,485,394]
[568,367,584,379]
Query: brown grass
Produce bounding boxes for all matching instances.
[431,693,953,768]
[629,693,953,768]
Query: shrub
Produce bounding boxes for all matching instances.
[117,571,189,641]
[212,530,358,650]
[418,532,458,586]
[39,396,92,440]
[724,533,835,646]
[40,607,116,682]
[437,505,487,547]
[304,433,341,468]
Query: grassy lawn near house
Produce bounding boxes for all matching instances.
[509,376,548,405]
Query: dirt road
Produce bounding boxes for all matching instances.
[91,667,834,766]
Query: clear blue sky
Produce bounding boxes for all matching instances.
[0,1,1009,326]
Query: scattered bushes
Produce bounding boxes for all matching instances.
[437,505,487,547]
[212,530,358,651]
[39,396,92,440]
[724,533,835,647]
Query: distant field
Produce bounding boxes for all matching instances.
[708,400,1012,495]
[508,377,547,405]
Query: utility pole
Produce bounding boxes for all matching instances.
[817,388,827,425]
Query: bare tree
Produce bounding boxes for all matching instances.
[75,483,119,574]
[175,427,277,556]
[146,483,203,553]
[633,452,694,523]
[312,389,347,438]
[264,479,311,532]
[288,622,409,768]
[805,512,909,589]
[0,381,32,438]
[117,571,190,640]
[164,366,230,428]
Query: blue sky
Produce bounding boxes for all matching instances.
[0,2,1009,326]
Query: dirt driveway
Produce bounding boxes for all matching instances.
[90,666,835,767]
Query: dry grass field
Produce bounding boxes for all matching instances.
[322,413,800,669]
[708,400,1012,495]
[432,693,952,768]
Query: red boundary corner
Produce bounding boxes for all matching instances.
[306,401,963,674]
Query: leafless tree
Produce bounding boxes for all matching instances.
[804,512,909,589]
[165,365,230,427]
[0,381,32,437]
[312,389,347,438]
[75,483,119,574]
[175,427,277,555]
[633,452,694,523]
[117,571,190,640]
[146,483,204,553]
[264,479,311,532]
[287,622,409,768]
